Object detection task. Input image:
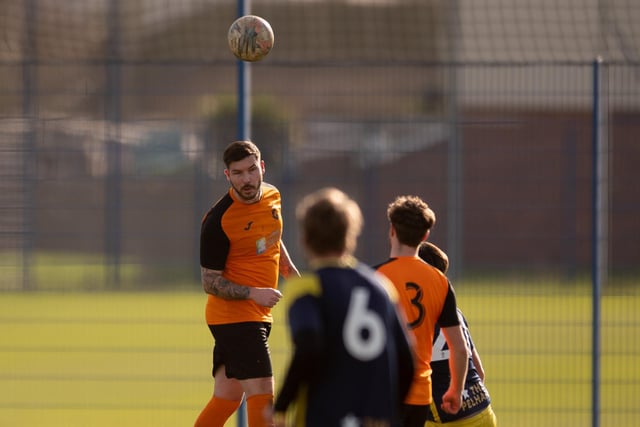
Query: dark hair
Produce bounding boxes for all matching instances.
[386,195,436,247]
[418,241,449,274]
[296,187,363,257]
[223,140,261,167]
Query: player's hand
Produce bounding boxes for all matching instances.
[249,287,283,307]
[441,389,462,414]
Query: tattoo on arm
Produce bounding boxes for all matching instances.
[279,241,299,278]
[201,267,250,300]
[279,254,291,278]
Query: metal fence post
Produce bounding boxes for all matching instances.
[236,1,250,425]
[591,56,608,427]
[105,0,123,288]
[21,0,38,291]
[446,0,462,281]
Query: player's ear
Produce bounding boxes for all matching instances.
[224,169,230,180]
[260,160,265,174]
[422,230,430,242]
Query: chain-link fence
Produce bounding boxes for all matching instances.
[1,1,639,426]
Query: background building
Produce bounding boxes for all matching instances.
[0,1,638,426]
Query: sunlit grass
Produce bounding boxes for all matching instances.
[0,251,199,291]
[1,291,638,427]
[0,251,638,426]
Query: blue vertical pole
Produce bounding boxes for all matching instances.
[236,2,250,426]
[105,0,122,289]
[590,57,603,427]
[237,0,251,142]
[446,0,462,281]
[22,0,37,291]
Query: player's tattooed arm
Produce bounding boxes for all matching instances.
[201,267,283,308]
[201,267,250,300]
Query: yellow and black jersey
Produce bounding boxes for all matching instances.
[200,183,283,325]
[375,256,460,406]
[429,310,491,422]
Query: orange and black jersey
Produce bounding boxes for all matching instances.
[200,183,283,325]
[374,256,460,406]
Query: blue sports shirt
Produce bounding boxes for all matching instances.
[274,257,415,427]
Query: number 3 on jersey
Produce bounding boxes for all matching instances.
[405,282,425,329]
[343,287,386,361]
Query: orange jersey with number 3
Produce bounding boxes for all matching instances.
[200,184,283,325]
[376,256,457,405]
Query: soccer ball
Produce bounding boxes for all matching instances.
[227,15,275,62]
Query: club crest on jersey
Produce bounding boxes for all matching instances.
[271,208,279,220]
[256,237,267,254]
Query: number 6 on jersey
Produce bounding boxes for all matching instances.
[343,287,386,361]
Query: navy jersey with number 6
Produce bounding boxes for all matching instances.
[274,257,415,427]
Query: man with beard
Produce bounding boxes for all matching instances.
[195,140,299,427]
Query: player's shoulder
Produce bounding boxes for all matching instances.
[375,256,432,273]
[262,182,281,196]
[202,192,233,224]
[416,257,449,283]
[212,191,233,209]
[431,265,450,288]
[283,274,322,308]
[373,271,401,303]
[372,257,397,271]
[354,262,401,303]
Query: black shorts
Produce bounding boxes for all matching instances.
[208,322,273,380]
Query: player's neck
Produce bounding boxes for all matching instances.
[389,244,418,258]
[233,188,262,204]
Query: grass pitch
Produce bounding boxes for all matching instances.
[0,288,638,427]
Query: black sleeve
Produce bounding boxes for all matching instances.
[273,330,324,412]
[199,196,232,270]
[437,282,461,328]
[371,258,395,271]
